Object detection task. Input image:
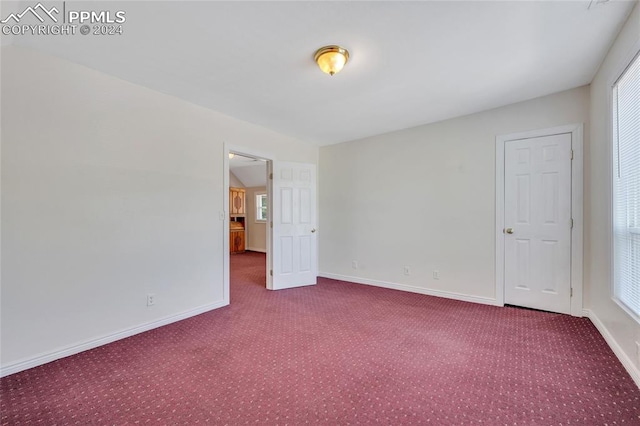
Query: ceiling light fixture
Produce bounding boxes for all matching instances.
[229,153,235,159]
[314,45,349,76]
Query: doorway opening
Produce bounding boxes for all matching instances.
[225,148,271,299]
[223,147,318,301]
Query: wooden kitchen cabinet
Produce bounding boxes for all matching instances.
[229,187,246,254]
[230,187,246,216]
[230,221,245,254]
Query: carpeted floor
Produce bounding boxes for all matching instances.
[1,251,639,424]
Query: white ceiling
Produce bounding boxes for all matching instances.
[5,1,636,146]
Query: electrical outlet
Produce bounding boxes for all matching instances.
[636,341,640,365]
[433,270,440,280]
[147,293,156,307]
[352,260,358,269]
[219,211,225,221]
[403,266,411,276]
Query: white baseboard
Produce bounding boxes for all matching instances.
[584,308,640,388]
[246,247,266,253]
[0,300,229,378]
[318,272,501,307]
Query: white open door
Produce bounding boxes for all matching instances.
[270,161,317,290]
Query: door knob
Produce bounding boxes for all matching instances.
[311,228,316,233]
[505,228,514,234]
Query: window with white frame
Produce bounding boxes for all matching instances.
[256,193,267,222]
[613,50,640,321]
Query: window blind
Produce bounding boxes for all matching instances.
[613,51,640,319]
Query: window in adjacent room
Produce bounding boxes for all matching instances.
[256,193,267,222]
[612,50,640,321]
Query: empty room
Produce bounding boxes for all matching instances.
[1,1,640,424]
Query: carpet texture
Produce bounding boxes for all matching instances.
[1,251,639,424]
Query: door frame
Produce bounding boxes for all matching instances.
[495,124,584,316]
[224,143,275,301]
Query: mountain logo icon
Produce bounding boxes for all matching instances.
[1,3,59,24]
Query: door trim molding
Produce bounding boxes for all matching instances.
[495,124,584,316]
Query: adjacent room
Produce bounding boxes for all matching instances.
[228,152,269,286]
[1,0,640,424]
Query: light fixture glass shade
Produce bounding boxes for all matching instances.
[314,45,349,76]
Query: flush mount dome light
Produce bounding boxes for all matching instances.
[314,45,350,76]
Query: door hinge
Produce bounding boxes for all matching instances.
[269,173,273,180]
[270,269,273,276]
[570,287,573,297]
[270,222,273,228]
[570,150,574,160]
[570,218,574,229]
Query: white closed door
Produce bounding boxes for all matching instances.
[271,161,317,290]
[504,133,572,314]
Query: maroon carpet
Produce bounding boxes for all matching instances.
[1,251,639,424]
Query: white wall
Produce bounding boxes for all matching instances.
[319,86,589,304]
[245,187,267,252]
[0,46,317,374]
[229,172,245,188]
[587,3,640,383]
